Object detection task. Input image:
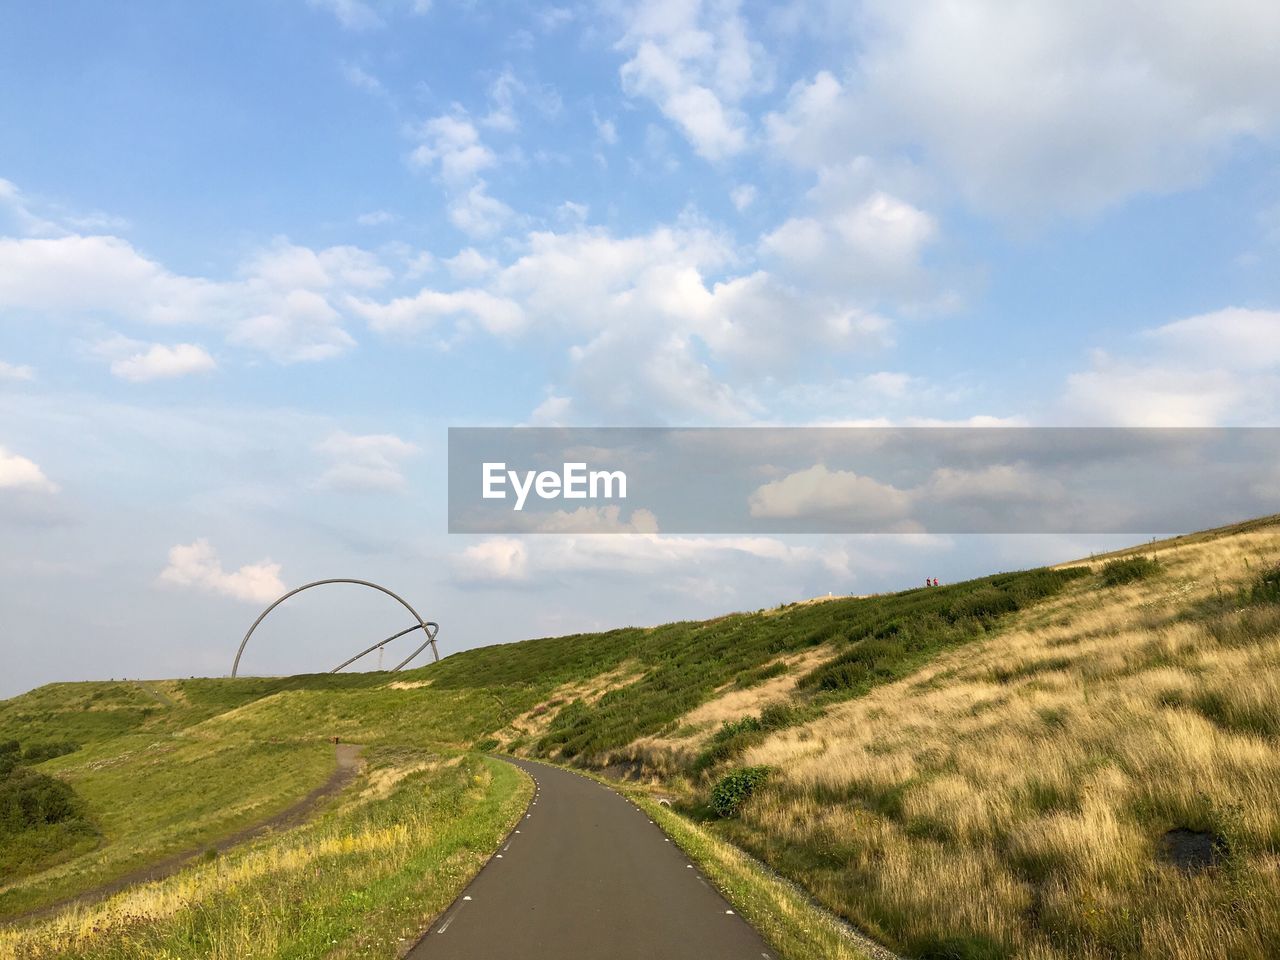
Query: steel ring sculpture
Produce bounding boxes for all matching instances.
[231,578,440,677]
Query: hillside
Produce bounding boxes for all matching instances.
[2,517,1280,959]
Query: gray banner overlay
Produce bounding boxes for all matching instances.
[448,428,1280,534]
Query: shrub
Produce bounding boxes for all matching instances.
[21,741,79,764]
[709,766,771,818]
[1243,565,1280,605]
[473,737,500,753]
[733,661,789,688]
[0,767,81,834]
[1100,555,1159,586]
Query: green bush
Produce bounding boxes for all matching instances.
[734,661,789,688]
[21,740,79,764]
[799,567,1088,695]
[710,766,771,818]
[0,766,81,834]
[1243,565,1280,605]
[473,737,500,753]
[1100,555,1159,587]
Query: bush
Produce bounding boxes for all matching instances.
[0,767,81,834]
[473,737,500,753]
[21,741,79,764]
[710,766,771,818]
[1100,555,1159,587]
[1243,565,1280,605]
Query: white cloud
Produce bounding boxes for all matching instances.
[351,286,525,337]
[444,247,499,280]
[231,289,357,362]
[453,532,851,587]
[729,184,756,211]
[315,430,420,492]
[616,0,770,160]
[760,190,938,299]
[748,464,913,521]
[352,214,919,422]
[0,360,35,382]
[410,114,496,184]
[159,538,285,604]
[766,1,1280,217]
[447,183,514,238]
[594,114,619,145]
[0,219,393,364]
[0,445,57,493]
[104,341,217,382]
[310,0,383,30]
[341,62,385,95]
[357,209,397,226]
[1062,308,1280,426]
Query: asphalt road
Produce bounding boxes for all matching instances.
[409,757,777,960]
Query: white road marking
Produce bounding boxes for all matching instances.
[496,854,504,858]
[726,910,734,915]
[437,901,468,933]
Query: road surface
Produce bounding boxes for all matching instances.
[409,757,777,960]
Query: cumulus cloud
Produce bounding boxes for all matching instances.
[729,184,756,211]
[95,339,217,382]
[350,209,932,422]
[747,461,1062,526]
[1062,308,1280,425]
[0,360,35,382]
[760,190,938,299]
[765,1,1280,217]
[342,62,385,95]
[350,287,525,337]
[0,446,57,493]
[315,431,419,492]
[0,213,393,364]
[616,0,770,160]
[407,111,515,237]
[453,532,851,590]
[410,114,497,184]
[159,539,285,604]
[749,464,913,522]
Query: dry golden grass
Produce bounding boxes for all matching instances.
[631,645,838,763]
[495,660,644,750]
[682,523,1280,959]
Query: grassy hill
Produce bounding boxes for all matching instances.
[3,518,1280,959]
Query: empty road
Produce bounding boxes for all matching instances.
[409,757,777,960]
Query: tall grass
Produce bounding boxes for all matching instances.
[712,524,1280,960]
[0,752,530,960]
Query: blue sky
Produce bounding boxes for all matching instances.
[2,1,1279,696]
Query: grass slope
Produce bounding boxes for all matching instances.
[5,521,1280,960]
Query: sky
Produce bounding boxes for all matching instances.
[2,0,1280,697]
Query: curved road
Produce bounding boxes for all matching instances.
[410,757,776,960]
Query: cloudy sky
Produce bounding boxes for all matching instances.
[3,1,1279,696]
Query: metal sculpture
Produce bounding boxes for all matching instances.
[231,578,440,677]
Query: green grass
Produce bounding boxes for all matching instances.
[1099,555,1160,586]
[0,735,336,918]
[1,752,532,960]
[0,557,1103,955]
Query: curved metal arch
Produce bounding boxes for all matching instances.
[231,578,440,677]
[329,621,439,674]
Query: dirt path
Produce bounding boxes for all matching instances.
[6,743,364,925]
